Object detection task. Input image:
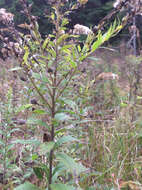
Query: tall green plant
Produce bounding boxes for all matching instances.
[2,0,123,189]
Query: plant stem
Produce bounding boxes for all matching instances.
[48,92,56,188]
[48,3,60,188]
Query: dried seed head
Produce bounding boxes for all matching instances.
[73,24,93,35]
[0,8,14,26]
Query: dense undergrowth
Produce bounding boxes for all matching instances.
[0,0,142,190]
[1,50,142,190]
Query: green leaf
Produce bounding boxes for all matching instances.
[50,183,76,190]
[51,12,55,21]
[38,142,55,156]
[56,153,86,175]
[55,135,79,147]
[91,35,102,52]
[27,118,50,129]
[85,187,95,190]
[7,144,15,151]
[48,48,56,58]
[61,17,69,26]
[55,113,71,122]
[23,46,29,65]
[62,48,71,55]
[16,104,32,113]
[36,58,46,65]
[63,99,77,110]
[41,74,51,83]
[52,163,66,181]
[32,154,38,160]
[60,44,73,51]
[120,102,128,108]
[32,72,41,80]
[137,96,142,100]
[33,167,44,180]
[55,128,66,135]
[14,182,41,190]
[10,128,23,134]
[88,57,100,61]
[33,109,47,114]
[70,60,77,68]
[0,141,5,146]
[42,37,50,49]
[77,45,81,52]
[12,139,40,146]
[0,130,4,135]
[57,34,69,45]
[102,26,112,42]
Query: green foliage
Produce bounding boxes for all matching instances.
[12,0,121,189]
[50,183,78,190]
[14,182,41,190]
[0,0,126,189]
[56,153,86,175]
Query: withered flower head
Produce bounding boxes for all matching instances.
[113,0,121,8]
[73,24,93,35]
[0,8,14,26]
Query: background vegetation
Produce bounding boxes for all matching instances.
[0,0,114,35]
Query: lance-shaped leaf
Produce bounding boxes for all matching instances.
[23,46,29,65]
[14,182,41,190]
[16,104,32,113]
[12,139,40,146]
[38,142,55,156]
[55,135,79,148]
[55,113,71,122]
[56,153,86,176]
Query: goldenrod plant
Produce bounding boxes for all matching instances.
[0,0,123,189]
